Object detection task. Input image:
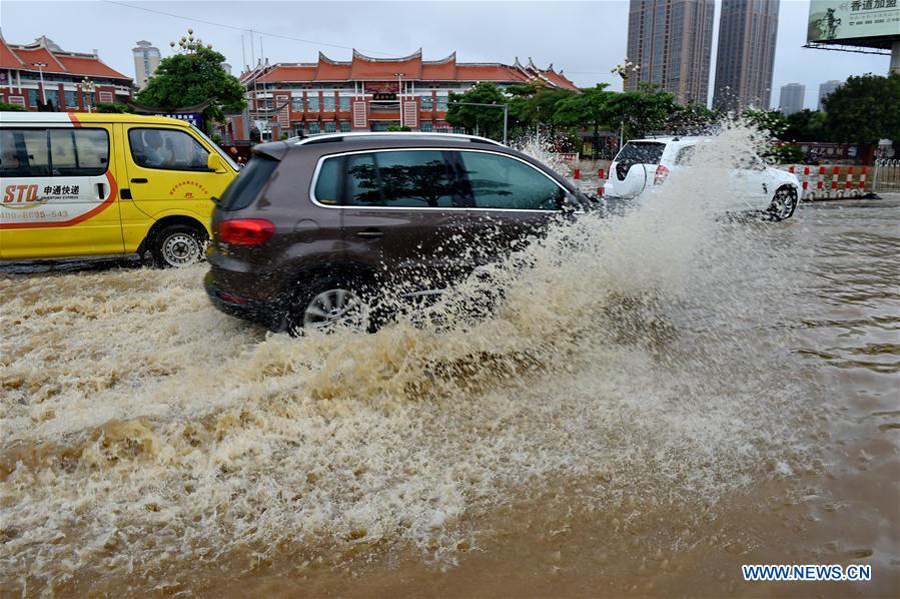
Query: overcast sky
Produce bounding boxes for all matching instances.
[1,0,891,110]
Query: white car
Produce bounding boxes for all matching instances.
[603,136,802,220]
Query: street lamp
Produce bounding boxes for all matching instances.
[611,58,640,149]
[32,62,48,104]
[81,77,95,113]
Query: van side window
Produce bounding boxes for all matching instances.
[345,150,458,208]
[48,129,109,176]
[1,128,107,177]
[457,151,563,211]
[128,128,209,171]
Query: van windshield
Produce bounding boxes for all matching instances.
[615,142,666,165]
[217,156,278,211]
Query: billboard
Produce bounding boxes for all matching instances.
[807,0,900,46]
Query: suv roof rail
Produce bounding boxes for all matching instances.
[293,132,504,147]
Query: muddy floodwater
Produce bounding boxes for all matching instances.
[1,135,898,597]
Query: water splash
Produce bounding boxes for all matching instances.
[0,125,819,593]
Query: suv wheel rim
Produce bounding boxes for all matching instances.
[303,289,364,331]
[771,189,796,220]
[162,233,200,266]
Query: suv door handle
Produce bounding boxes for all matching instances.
[356,229,383,238]
[131,178,149,184]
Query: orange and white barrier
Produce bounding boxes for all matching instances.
[785,165,869,200]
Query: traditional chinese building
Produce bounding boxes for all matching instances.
[0,34,132,110]
[231,49,579,141]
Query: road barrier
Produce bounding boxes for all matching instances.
[784,165,870,200]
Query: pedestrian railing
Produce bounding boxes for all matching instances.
[873,159,900,193]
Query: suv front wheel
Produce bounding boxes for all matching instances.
[285,275,377,336]
[767,186,798,221]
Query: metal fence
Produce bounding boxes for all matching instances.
[873,159,900,193]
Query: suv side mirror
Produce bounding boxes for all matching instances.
[208,153,226,173]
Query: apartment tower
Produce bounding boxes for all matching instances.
[712,0,780,111]
[626,0,716,105]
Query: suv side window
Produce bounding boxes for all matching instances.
[457,151,563,211]
[345,150,458,208]
[128,128,209,171]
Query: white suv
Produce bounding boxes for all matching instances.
[603,136,802,220]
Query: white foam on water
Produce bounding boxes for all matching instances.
[0,125,819,592]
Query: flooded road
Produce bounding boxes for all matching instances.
[1,150,898,596]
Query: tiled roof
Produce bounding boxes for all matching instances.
[0,35,130,80]
[249,50,579,91]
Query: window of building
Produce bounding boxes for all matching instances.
[308,95,320,112]
[292,97,303,112]
[436,95,449,112]
[0,128,109,177]
[322,96,335,112]
[421,95,433,111]
[339,96,351,112]
[344,150,457,208]
[457,151,563,211]
[308,122,321,135]
[27,89,41,107]
[420,122,433,132]
[127,128,209,171]
[64,90,78,108]
[324,121,336,133]
[340,121,351,132]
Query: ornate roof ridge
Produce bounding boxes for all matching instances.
[352,48,422,62]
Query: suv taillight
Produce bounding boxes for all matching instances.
[654,165,670,185]
[219,219,275,245]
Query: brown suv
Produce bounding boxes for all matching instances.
[205,133,592,334]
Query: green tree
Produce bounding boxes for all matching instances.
[742,109,788,138]
[508,84,576,132]
[823,73,900,143]
[136,42,246,130]
[446,82,508,139]
[667,101,718,133]
[553,83,612,158]
[95,102,132,114]
[0,101,27,112]
[605,84,678,140]
[782,109,828,142]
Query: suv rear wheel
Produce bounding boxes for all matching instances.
[767,186,798,221]
[285,275,377,336]
[150,223,207,268]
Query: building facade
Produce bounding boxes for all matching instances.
[132,40,161,90]
[0,34,132,110]
[817,79,842,111]
[626,0,715,105]
[712,0,780,111]
[778,83,805,115]
[232,49,578,141]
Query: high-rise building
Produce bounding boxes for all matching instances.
[626,0,715,105]
[712,0,780,112]
[132,40,161,90]
[817,79,842,111]
[778,83,805,115]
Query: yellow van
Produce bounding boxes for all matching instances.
[0,112,239,266]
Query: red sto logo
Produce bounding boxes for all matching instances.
[3,184,39,204]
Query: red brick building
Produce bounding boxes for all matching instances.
[0,35,132,111]
[234,49,578,140]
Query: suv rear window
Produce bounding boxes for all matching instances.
[217,156,278,211]
[615,142,665,165]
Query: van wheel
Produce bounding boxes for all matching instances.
[767,187,797,221]
[285,275,378,336]
[150,224,207,268]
